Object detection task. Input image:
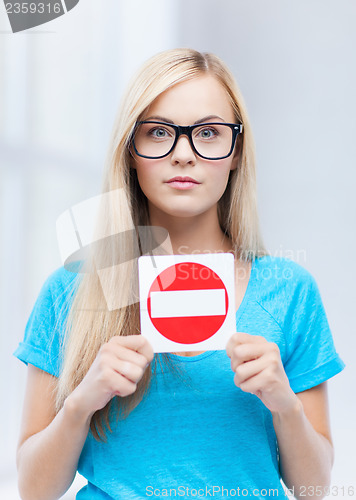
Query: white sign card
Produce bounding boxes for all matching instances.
[138,253,236,353]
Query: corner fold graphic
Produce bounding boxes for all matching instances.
[4,0,80,33]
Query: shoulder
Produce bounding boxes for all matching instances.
[253,255,317,295]
[43,264,82,291]
[14,265,82,377]
[254,255,312,278]
[36,264,82,315]
[44,265,81,291]
[251,255,322,328]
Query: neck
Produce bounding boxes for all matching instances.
[148,205,233,256]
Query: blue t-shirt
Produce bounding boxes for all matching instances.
[14,256,345,499]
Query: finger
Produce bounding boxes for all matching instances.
[114,358,146,384]
[110,335,154,363]
[230,343,269,371]
[226,332,267,356]
[111,372,138,398]
[236,369,271,395]
[107,339,150,369]
[234,355,271,385]
[235,355,284,395]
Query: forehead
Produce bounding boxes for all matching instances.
[143,75,235,125]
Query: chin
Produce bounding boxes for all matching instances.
[149,198,218,220]
[161,205,212,219]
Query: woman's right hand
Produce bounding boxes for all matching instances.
[66,335,154,419]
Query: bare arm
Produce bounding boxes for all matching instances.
[16,335,154,500]
[16,365,92,500]
[272,382,334,499]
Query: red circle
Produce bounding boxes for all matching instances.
[147,262,228,344]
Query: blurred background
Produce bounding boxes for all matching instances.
[1,0,355,498]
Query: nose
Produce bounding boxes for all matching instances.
[170,134,197,166]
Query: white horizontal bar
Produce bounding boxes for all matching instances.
[150,289,226,318]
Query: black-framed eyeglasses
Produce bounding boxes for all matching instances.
[131,121,243,160]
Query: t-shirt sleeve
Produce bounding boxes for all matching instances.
[282,268,345,393]
[13,268,77,377]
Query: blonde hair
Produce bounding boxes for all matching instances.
[55,48,268,440]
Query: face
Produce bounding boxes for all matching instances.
[131,75,238,222]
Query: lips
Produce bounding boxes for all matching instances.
[166,176,201,184]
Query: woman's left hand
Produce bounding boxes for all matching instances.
[226,332,298,415]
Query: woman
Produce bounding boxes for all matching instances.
[14,48,344,500]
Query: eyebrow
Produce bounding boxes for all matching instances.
[144,115,226,125]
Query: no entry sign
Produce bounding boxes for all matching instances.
[138,253,236,353]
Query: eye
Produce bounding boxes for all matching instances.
[195,126,219,140]
[148,127,172,139]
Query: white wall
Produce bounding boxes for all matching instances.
[1,0,354,497]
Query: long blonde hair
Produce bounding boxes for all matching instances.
[55,48,268,440]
